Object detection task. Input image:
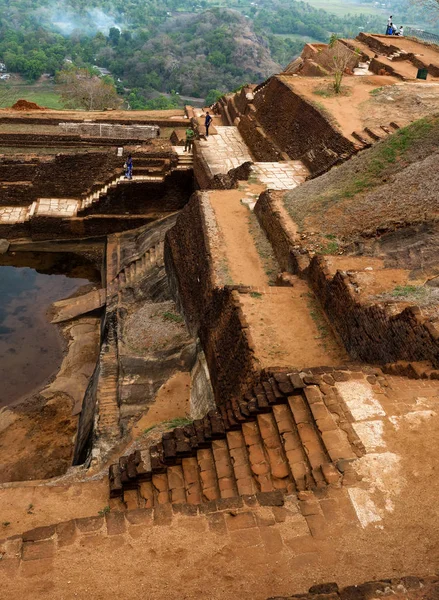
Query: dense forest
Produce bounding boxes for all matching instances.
[0,0,436,107]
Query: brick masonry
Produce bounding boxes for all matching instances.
[255,190,439,367]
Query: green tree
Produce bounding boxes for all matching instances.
[205,88,223,106]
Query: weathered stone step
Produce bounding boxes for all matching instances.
[241,421,276,493]
[212,439,238,499]
[198,447,221,501]
[257,412,294,493]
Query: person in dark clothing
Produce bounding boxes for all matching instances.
[124,154,133,179]
[205,111,212,137]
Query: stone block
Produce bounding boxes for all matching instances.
[256,491,284,506]
[216,497,243,511]
[199,500,218,514]
[75,516,104,533]
[172,503,198,516]
[306,513,327,539]
[153,504,173,526]
[139,481,154,508]
[123,489,140,510]
[255,510,276,527]
[207,512,227,535]
[309,583,339,595]
[22,540,55,561]
[22,525,56,542]
[260,527,283,554]
[124,509,153,526]
[106,511,126,536]
[56,520,77,547]
[229,528,262,548]
[225,511,256,531]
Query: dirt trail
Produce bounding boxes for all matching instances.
[209,187,268,287]
[240,284,346,369]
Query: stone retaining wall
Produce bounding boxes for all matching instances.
[270,577,439,600]
[199,287,260,406]
[308,256,439,368]
[255,190,439,367]
[59,122,160,139]
[165,191,216,335]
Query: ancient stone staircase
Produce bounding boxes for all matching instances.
[173,146,194,170]
[351,121,405,147]
[110,369,363,508]
[80,173,165,212]
[96,322,121,441]
[107,240,165,296]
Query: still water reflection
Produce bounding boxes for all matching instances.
[0,266,89,406]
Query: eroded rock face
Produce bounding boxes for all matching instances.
[0,239,10,254]
[118,299,197,425]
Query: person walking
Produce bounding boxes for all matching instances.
[204,111,212,137]
[124,154,133,179]
[184,127,195,152]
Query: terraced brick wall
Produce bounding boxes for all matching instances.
[251,77,357,176]
[308,256,439,368]
[165,192,216,335]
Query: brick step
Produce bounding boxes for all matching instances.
[109,371,361,504]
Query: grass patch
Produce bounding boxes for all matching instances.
[98,506,111,517]
[369,87,384,96]
[300,116,436,214]
[0,84,64,109]
[390,285,427,299]
[320,240,339,255]
[162,311,184,323]
[250,291,262,299]
[313,85,351,98]
[143,416,193,436]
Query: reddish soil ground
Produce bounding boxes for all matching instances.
[0,479,108,538]
[240,284,346,369]
[284,75,439,139]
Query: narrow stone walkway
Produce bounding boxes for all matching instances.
[207,186,345,368]
[209,187,268,287]
[197,125,309,190]
[198,126,253,177]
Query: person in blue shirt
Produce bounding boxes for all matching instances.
[124,154,133,179]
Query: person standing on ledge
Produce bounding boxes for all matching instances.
[386,15,393,34]
[124,154,133,179]
[204,111,212,137]
[184,127,195,152]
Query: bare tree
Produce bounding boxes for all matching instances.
[58,67,122,111]
[329,37,358,94]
